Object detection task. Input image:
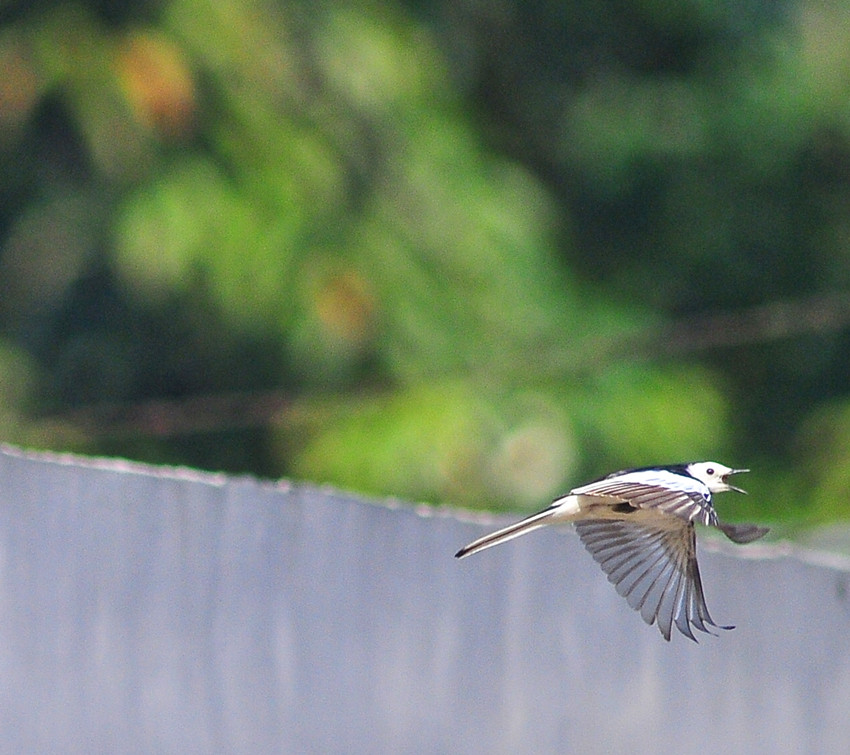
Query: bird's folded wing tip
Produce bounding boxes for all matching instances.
[717,521,770,544]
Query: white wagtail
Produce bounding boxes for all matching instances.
[455,462,769,641]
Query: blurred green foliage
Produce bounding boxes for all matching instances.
[2,0,850,529]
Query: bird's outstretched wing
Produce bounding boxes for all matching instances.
[570,469,717,526]
[574,516,730,641]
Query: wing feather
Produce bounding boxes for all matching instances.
[574,517,731,641]
[571,470,717,527]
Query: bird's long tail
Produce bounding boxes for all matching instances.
[455,506,560,559]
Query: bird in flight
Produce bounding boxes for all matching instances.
[455,462,769,641]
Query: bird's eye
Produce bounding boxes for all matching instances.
[706,467,715,475]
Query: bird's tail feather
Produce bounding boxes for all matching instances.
[455,507,560,559]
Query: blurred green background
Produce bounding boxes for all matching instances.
[1,0,849,529]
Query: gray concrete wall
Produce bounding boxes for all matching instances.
[0,445,847,754]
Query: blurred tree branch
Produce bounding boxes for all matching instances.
[35,290,850,440]
[652,291,850,355]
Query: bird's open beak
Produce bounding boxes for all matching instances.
[723,468,749,494]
